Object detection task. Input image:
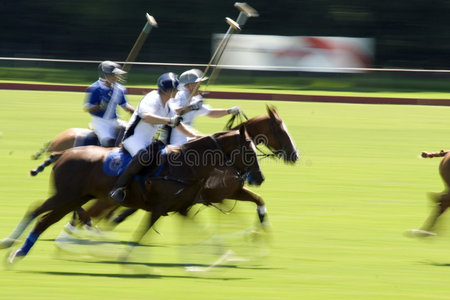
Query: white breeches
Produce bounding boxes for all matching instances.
[91,116,122,146]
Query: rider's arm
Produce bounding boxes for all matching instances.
[84,87,106,114]
[175,122,203,138]
[140,112,173,125]
[206,109,231,118]
[122,103,135,114]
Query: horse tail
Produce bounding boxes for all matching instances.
[30,152,63,176]
[421,150,449,158]
[31,141,51,160]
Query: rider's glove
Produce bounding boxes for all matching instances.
[167,115,183,128]
[227,106,240,116]
[188,100,203,111]
[99,100,108,110]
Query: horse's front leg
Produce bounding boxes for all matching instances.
[231,187,269,228]
[119,210,162,262]
[422,192,450,231]
[406,191,450,237]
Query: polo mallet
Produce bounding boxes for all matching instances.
[122,13,158,73]
[178,17,241,114]
[206,3,259,89]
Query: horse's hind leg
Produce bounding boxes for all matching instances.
[7,196,92,263]
[0,194,62,249]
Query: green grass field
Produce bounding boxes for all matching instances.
[2,89,450,299]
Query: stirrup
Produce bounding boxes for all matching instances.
[109,187,127,204]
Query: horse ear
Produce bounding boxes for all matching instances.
[266,105,278,119]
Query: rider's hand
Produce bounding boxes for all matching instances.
[168,115,183,128]
[99,100,108,110]
[188,101,203,111]
[227,106,240,116]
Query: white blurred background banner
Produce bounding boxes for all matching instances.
[212,34,374,72]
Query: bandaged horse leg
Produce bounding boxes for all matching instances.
[230,187,268,226]
[0,194,62,249]
[8,205,79,263]
[0,213,36,249]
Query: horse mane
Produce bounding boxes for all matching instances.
[229,114,268,131]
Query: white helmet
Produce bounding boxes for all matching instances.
[98,60,127,78]
[179,69,208,85]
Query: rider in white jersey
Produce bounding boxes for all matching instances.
[109,72,199,204]
[84,61,135,147]
[170,69,240,146]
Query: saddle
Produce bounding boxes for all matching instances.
[103,148,132,176]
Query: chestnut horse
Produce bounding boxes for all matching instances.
[31,124,126,160]
[0,126,264,264]
[70,106,298,229]
[407,150,450,236]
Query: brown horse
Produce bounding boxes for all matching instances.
[407,150,450,237]
[31,125,126,160]
[1,126,264,264]
[69,106,298,229]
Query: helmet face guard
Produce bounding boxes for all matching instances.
[157,72,179,93]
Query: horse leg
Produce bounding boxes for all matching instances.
[120,210,162,262]
[0,194,64,249]
[109,208,138,228]
[7,196,92,263]
[83,199,117,223]
[230,187,268,227]
[420,192,450,232]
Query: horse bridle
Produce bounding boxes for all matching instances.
[268,117,289,157]
[209,134,259,177]
[225,111,291,160]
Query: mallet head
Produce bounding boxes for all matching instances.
[234,2,259,17]
[225,17,241,32]
[146,13,158,28]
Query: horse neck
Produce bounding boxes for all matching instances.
[178,135,236,179]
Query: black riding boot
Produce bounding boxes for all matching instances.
[109,154,144,204]
[109,142,163,204]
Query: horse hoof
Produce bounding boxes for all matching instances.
[405,229,437,238]
[4,248,25,267]
[0,238,17,249]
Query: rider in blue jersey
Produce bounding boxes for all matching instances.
[84,61,135,147]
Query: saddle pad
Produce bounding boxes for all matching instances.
[103,148,132,176]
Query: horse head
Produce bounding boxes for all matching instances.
[261,105,299,163]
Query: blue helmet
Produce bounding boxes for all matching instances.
[157,72,179,93]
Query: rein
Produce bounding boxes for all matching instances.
[225,111,284,160]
